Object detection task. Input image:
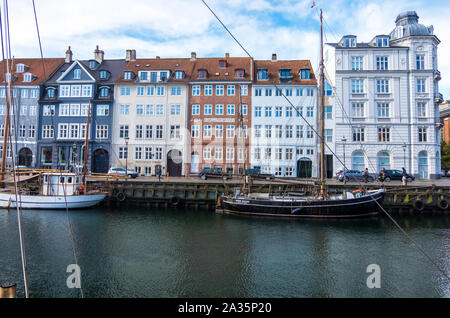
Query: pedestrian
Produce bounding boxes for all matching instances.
[156,167,162,182]
[363,168,370,183]
[402,167,408,186]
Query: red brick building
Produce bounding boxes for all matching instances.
[187,53,253,175]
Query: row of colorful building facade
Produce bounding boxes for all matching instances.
[0,11,443,179]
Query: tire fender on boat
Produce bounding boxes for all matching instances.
[170,197,181,207]
[116,192,126,202]
[292,208,302,214]
[438,199,449,211]
[413,200,425,212]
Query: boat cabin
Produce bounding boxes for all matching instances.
[41,173,82,196]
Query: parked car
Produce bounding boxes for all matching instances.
[199,168,231,180]
[378,169,415,182]
[338,170,374,183]
[108,167,139,179]
[245,169,275,180]
[441,170,450,178]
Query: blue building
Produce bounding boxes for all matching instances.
[38,46,126,173]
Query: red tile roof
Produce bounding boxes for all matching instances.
[254,60,317,85]
[0,58,65,85]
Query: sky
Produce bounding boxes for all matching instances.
[5,0,450,99]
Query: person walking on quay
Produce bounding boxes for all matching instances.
[156,167,162,182]
[363,168,370,183]
[402,167,408,186]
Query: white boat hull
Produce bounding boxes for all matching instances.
[0,192,107,209]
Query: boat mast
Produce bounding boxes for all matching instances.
[0,58,12,182]
[82,101,91,186]
[319,9,326,197]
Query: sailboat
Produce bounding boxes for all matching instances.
[216,9,385,218]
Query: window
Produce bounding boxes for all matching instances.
[285,125,293,138]
[204,104,213,115]
[235,70,244,78]
[29,125,35,138]
[134,147,142,160]
[264,148,272,160]
[155,147,163,161]
[240,85,248,96]
[378,151,390,171]
[146,104,154,116]
[147,86,155,96]
[191,125,200,138]
[285,89,293,97]
[145,148,153,160]
[226,148,234,161]
[135,125,143,139]
[376,37,389,47]
[19,125,26,138]
[418,151,428,179]
[352,103,365,118]
[213,104,223,115]
[264,106,272,117]
[21,89,29,98]
[20,105,27,116]
[306,107,314,118]
[120,105,130,115]
[170,104,181,116]
[43,105,55,116]
[198,70,207,79]
[140,72,148,81]
[325,106,333,119]
[59,104,70,116]
[325,129,333,143]
[156,104,164,116]
[192,104,200,115]
[378,127,390,142]
[146,125,153,139]
[175,71,184,80]
[254,148,261,160]
[97,105,109,116]
[150,72,157,83]
[254,125,262,138]
[215,125,223,138]
[255,88,262,96]
[192,85,201,96]
[300,69,310,80]
[203,148,211,160]
[99,87,109,97]
[416,55,425,70]
[227,104,235,115]
[417,102,427,117]
[123,72,132,80]
[60,85,70,97]
[265,88,272,97]
[351,80,364,93]
[352,151,365,171]
[96,125,108,139]
[416,79,426,93]
[227,85,235,96]
[376,80,389,93]
[119,125,129,139]
[58,124,69,139]
[353,127,365,142]
[226,125,235,138]
[156,126,163,139]
[279,69,291,79]
[70,104,80,117]
[376,56,388,70]
[344,37,356,47]
[296,88,303,96]
[377,103,390,118]
[216,85,224,96]
[257,69,268,80]
[73,69,81,80]
[99,70,108,79]
[120,87,131,96]
[137,87,145,96]
[255,106,262,117]
[29,105,36,116]
[69,124,80,139]
[156,86,165,96]
[418,127,427,142]
[275,106,282,117]
[119,147,128,160]
[351,56,363,71]
[238,148,246,161]
[240,104,248,116]
[42,125,54,139]
[275,89,282,96]
[296,125,303,138]
[205,85,213,96]
[47,89,55,98]
[17,64,25,73]
[265,125,272,138]
[307,126,314,138]
[286,107,293,117]
[170,125,181,139]
[215,147,223,160]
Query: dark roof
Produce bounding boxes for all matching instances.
[0,58,64,85]
[326,42,408,49]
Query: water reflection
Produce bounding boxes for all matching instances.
[0,208,448,298]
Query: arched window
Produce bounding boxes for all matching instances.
[377,151,390,172]
[352,151,365,171]
[418,151,428,179]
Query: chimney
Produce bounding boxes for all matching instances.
[272,53,277,61]
[225,53,230,59]
[94,45,104,63]
[65,46,73,63]
[126,49,136,62]
[156,56,160,59]
[191,52,197,61]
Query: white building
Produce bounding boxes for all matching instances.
[324,11,442,179]
[251,57,318,178]
[112,51,192,177]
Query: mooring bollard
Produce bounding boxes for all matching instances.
[0,283,17,298]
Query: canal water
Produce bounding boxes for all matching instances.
[0,207,449,298]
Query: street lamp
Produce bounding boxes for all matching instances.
[72,143,77,173]
[402,143,407,171]
[341,136,347,184]
[125,136,129,179]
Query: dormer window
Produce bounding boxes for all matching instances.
[341,36,356,48]
[257,69,268,80]
[235,69,244,78]
[89,60,98,69]
[73,69,81,80]
[4,73,11,83]
[376,37,389,47]
[198,70,207,79]
[140,71,148,81]
[160,72,168,81]
[300,69,311,80]
[99,70,109,80]
[16,64,26,73]
[279,69,292,80]
[123,71,133,80]
[175,70,185,80]
[23,73,33,82]
[219,60,227,68]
